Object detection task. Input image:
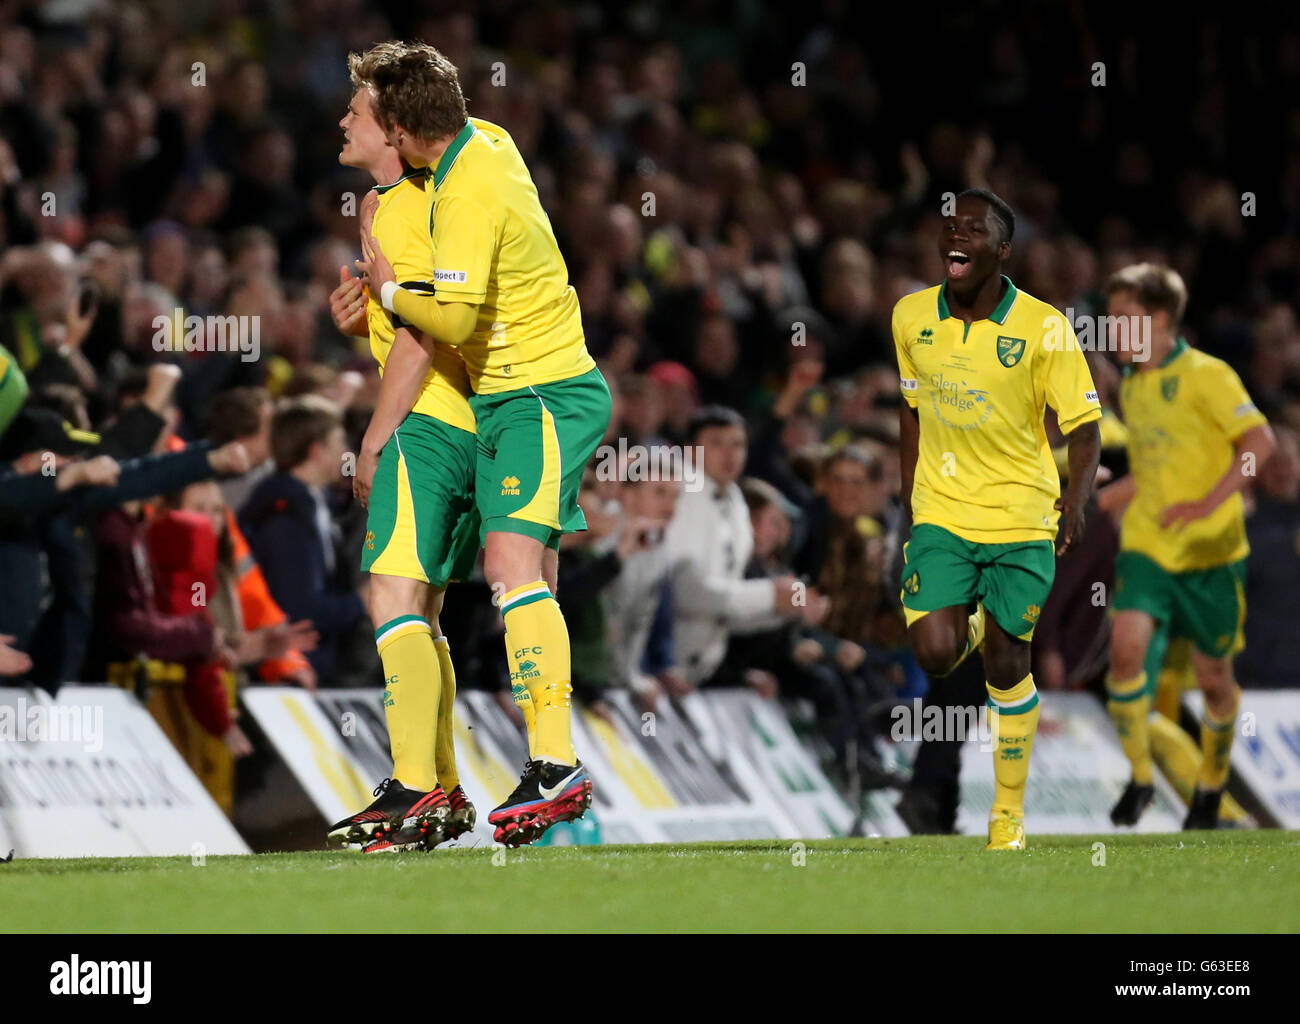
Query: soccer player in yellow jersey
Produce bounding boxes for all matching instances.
[894,190,1102,850]
[1096,264,1274,830]
[351,41,609,846]
[322,77,479,852]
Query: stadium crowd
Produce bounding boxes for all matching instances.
[0,2,1297,801]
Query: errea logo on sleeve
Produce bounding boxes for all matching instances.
[432,269,468,284]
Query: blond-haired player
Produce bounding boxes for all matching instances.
[1099,263,1274,830]
[323,75,479,852]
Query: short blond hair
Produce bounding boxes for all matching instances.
[348,40,467,140]
[1104,262,1188,324]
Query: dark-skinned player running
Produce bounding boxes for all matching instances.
[893,189,1102,850]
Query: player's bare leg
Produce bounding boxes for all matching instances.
[541,545,559,596]
[484,530,592,846]
[1183,648,1239,830]
[1107,609,1158,825]
[982,618,1038,850]
[907,604,984,678]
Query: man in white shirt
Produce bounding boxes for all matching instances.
[663,406,821,687]
[603,472,682,706]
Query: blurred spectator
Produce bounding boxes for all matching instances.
[602,469,683,710]
[205,385,273,512]
[239,395,366,681]
[663,406,823,689]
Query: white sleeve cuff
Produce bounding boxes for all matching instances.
[380,280,400,313]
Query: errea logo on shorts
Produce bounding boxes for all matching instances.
[432,269,468,283]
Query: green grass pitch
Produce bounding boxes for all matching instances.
[3,832,1298,932]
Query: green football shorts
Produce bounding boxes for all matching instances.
[1114,549,1246,662]
[469,366,612,549]
[900,523,1056,640]
[361,411,480,587]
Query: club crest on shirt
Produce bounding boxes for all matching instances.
[996,335,1026,367]
[1162,376,1179,401]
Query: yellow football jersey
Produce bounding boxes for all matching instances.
[367,171,475,434]
[1118,339,1266,571]
[395,117,594,394]
[893,277,1102,543]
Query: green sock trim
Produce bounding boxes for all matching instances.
[501,591,553,614]
[374,614,430,643]
[987,692,1039,715]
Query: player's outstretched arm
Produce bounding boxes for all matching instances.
[1055,419,1101,554]
[354,327,432,508]
[1160,422,1276,530]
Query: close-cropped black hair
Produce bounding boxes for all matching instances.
[957,188,1015,245]
[686,404,747,442]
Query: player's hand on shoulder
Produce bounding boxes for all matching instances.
[359,188,379,238]
[356,233,394,291]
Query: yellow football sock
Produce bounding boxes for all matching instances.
[987,674,1040,816]
[1148,712,1250,823]
[1198,687,1240,790]
[376,615,440,791]
[1154,671,1181,721]
[500,581,575,765]
[503,626,537,755]
[1155,638,1194,720]
[1148,713,1200,801]
[432,636,460,794]
[1106,670,1153,785]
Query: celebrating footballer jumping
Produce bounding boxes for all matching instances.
[893,190,1102,851]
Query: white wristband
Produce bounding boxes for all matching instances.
[380,280,399,313]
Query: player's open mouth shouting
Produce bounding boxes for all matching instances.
[940,213,996,285]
